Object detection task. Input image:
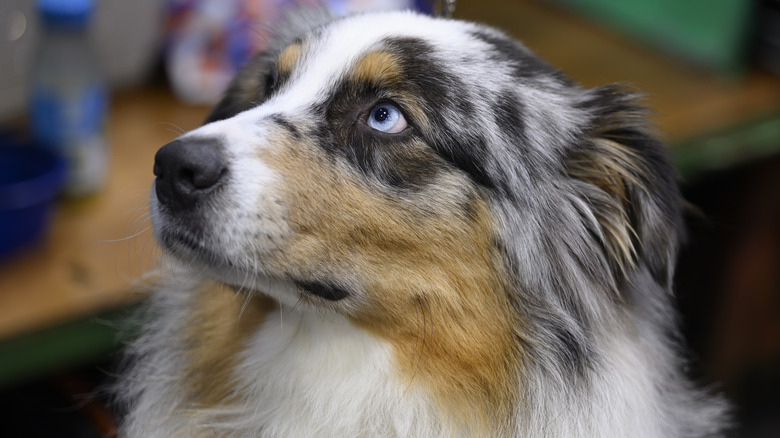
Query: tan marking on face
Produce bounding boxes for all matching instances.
[350,51,402,87]
[347,50,430,129]
[258,135,521,432]
[277,42,302,76]
[181,281,276,407]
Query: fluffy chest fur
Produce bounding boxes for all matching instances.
[122,273,723,438]
[122,275,476,437]
[120,9,728,438]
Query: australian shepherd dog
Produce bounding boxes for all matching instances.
[119,8,729,437]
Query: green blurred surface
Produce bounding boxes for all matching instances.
[551,0,755,74]
[0,304,140,388]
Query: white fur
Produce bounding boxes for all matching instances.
[121,266,453,438]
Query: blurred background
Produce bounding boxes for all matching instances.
[0,0,778,436]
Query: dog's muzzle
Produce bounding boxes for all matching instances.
[153,137,227,211]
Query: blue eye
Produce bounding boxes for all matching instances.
[366,103,407,134]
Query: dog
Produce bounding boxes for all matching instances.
[119,8,729,437]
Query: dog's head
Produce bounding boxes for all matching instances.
[151,10,682,427]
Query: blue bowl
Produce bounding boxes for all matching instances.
[0,143,67,258]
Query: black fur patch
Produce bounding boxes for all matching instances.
[205,51,294,125]
[295,280,350,301]
[383,37,503,192]
[493,90,527,145]
[205,54,276,124]
[269,113,301,140]
[508,284,596,379]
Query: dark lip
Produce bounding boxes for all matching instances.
[160,228,344,302]
[158,228,236,269]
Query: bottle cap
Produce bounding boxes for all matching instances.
[37,0,94,29]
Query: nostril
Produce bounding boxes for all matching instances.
[184,162,226,190]
[179,168,194,187]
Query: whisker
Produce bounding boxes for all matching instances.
[101,226,153,243]
[154,121,186,136]
[279,297,284,332]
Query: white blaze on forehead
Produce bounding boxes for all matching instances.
[245,12,486,117]
[174,10,527,194]
[190,12,506,138]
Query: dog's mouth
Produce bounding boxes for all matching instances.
[158,226,351,305]
[157,227,238,270]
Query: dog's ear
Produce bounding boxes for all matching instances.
[566,85,682,289]
[205,4,336,124]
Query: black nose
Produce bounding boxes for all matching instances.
[153,137,227,210]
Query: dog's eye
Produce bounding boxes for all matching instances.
[366,103,407,134]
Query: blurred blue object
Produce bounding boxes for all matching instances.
[37,0,94,29]
[0,139,67,259]
[32,0,108,198]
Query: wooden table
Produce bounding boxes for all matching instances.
[2,0,780,386]
[0,88,209,384]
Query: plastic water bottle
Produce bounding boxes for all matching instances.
[31,0,108,197]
